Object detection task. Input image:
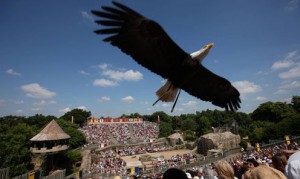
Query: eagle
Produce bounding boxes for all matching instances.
[91,1,241,112]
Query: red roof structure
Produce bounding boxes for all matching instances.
[30,119,70,141]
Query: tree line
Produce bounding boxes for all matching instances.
[1,96,299,177]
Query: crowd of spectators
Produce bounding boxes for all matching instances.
[178,141,300,179]
[108,123,132,143]
[122,141,300,179]
[132,121,159,143]
[80,124,111,145]
[226,141,299,178]
[80,121,159,146]
[90,155,127,176]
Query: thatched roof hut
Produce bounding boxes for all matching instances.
[31,120,70,141]
[30,120,70,154]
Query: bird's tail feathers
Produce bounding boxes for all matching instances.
[156,80,179,102]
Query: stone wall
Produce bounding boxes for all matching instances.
[197,131,240,155]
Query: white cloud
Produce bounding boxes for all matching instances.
[81,11,94,22]
[256,96,267,101]
[20,83,56,98]
[33,100,57,106]
[272,60,295,70]
[274,88,288,94]
[79,70,90,75]
[59,107,71,113]
[98,63,110,70]
[281,97,292,103]
[182,100,198,108]
[161,103,170,107]
[272,50,299,70]
[15,109,23,114]
[287,0,299,11]
[274,81,300,94]
[278,64,300,79]
[281,80,300,89]
[174,107,184,112]
[102,70,143,81]
[6,68,21,76]
[99,96,111,102]
[121,96,134,103]
[286,50,298,59]
[232,81,262,94]
[77,106,87,111]
[93,79,118,87]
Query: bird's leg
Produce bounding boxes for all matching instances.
[171,89,181,112]
[152,92,168,106]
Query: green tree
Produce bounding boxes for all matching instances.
[60,109,91,127]
[121,113,141,118]
[181,118,197,131]
[24,114,54,130]
[57,119,86,149]
[159,121,173,138]
[171,116,182,131]
[66,150,82,163]
[184,130,196,141]
[0,122,34,177]
[196,116,212,136]
[251,101,296,122]
[152,111,171,123]
[291,96,300,113]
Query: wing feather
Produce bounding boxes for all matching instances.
[180,64,241,111]
[91,1,190,79]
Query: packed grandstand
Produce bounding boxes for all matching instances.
[77,117,300,179]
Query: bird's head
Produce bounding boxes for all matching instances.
[190,43,214,63]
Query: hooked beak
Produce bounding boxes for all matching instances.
[207,43,214,49]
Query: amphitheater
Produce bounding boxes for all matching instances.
[78,117,242,178]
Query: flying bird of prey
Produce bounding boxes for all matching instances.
[91,1,241,112]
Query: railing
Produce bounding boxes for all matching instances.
[0,168,9,179]
[12,173,28,179]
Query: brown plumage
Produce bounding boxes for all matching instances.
[91,1,241,111]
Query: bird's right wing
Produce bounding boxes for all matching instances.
[91,1,190,79]
[180,64,241,111]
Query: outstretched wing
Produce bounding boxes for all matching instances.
[181,64,241,111]
[91,1,190,79]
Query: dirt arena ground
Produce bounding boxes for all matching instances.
[121,149,193,163]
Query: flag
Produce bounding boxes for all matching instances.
[285,135,290,145]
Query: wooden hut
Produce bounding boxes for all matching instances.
[30,120,70,154]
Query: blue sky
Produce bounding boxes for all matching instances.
[1,0,300,118]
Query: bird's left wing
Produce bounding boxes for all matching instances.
[181,64,241,111]
[91,1,190,79]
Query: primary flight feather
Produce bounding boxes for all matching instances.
[91,1,241,112]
